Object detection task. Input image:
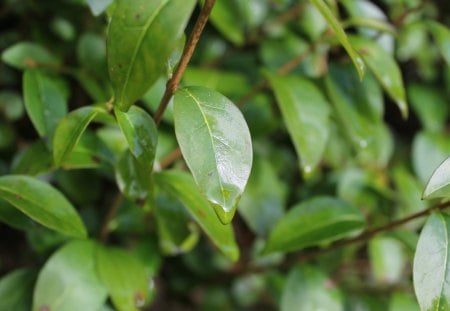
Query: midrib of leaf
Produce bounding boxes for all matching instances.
[437,213,449,310]
[0,185,81,235]
[120,0,170,104]
[182,89,226,206]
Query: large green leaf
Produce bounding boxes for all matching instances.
[107,0,196,111]
[115,106,158,172]
[154,170,239,261]
[0,199,33,231]
[33,240,107,311]
[281,266,343,311]
[53,106,103,166]
[263,196,365,254]
[414,213,450,311]
[0,175,86,238]
[96,245,151,311]
[0,269,36,311]
[23,69,68,142]
[423,157,450,199]
[2,42,59,70]
[429,21,450,66]
[350,36,408,118]
[173,86,252,224]
[267,73,330,176]
[310,0,365,79]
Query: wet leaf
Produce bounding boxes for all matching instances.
[413,213,450,311]
[155,170,239,261]
[0,175,86,238]
[310,0,365,79]
[107,0,196,111]
[281,266,343,311]
[53,107,103,166]
[351,35,407,118]
[115,150,151,201]
[115,106,157,172]
[0,269,36,311]
[33,240,107,311]
[423,156,450,199]
[2,42,59,70]
[96,245,150,311]
[263,196,365,254]
[173,86,252,224]
[23,69,67,144]
[267,73,330,176]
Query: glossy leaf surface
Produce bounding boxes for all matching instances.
[2,42,59,69]
[281,266,343,311]
[0,175,86,238]
[267,73,330,175]
[33,240,107,311]
[263,196,365,254]
[155,170,239,261]
[173,86,252,224]
[53,106,103,166]
[115,150,151,201]
[107,0,196,111]
[351,36,407,118]
[96,246,150,311]
[115,106,157,172]
[423,157,450,199]
[0,269,35,311]
[310,0,365,79]
[414,213,450,311]
[23,70,67,141]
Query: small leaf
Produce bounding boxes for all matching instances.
[11,141,53,176]
[413,213,450,311]
[423,156,450,199]
[263,196,365,254]
[96,245,151,311]
[107,0,196,111]
[33,240,107,311]
[0,269,36,311]
[23,69,68,143]
[155,170,239,261]
[350,36,408,118]
[0,175,87,238]
[281,266,343,311]
[1,42,59,70]
[173,86,253,224]
[267,73,330,175]
[115,150,151,201]
[115,106,158,172]
[310,0,365,79]
[53,106,103,166]
[429,21,450,66]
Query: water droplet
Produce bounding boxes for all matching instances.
[304,165,312,174]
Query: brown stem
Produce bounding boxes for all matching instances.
[153,0,216,125]
[99,192,124,242]
[159,147,182,170]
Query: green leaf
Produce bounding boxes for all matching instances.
[390,292,420,311]
[173,86,253,224]
[0,91,25,121]
[154,170,239,262]
[33,240,107,311]
[368,236,406,284]
[263,196,365,254]
[0,175,86,238]
[96,245,151,311]
[115,150,151,201]
[350,36,408,118]
[423,157,450,199]
[267,73,330,175]
[2,42,59,70]
[0,269,36,311]
[23,69,68,142]
[281,266,343,311]
[206,0,245,46]
[115,106,158,172]
[413,213,450,311]
[53,106,103,166]
[107,0,196,111]
[429,21,450,66]
[310,0,365,79]
[0,199,33,230]
[11,141,53,175]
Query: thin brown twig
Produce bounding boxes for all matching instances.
[153,0,216,125]
[99,192,124,242]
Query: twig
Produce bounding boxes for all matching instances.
[159,147,182,170]
[394,0,430,26]
[153,0,216,125]
[99,192,124,242]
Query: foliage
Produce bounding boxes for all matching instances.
[0,0,450,309]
